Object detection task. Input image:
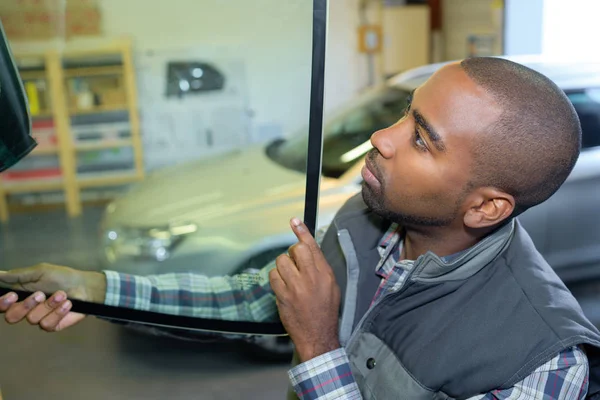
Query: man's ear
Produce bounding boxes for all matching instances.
[463,188,515,229]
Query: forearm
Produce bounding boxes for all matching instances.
[102,261,278,323]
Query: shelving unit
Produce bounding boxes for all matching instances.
[0,40,145,222]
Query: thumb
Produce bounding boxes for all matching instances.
[0,267,43,288]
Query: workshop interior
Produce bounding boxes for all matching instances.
[1,0,600,399]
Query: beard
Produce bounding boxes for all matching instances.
[361,150,460,228]
[361,182,457,227]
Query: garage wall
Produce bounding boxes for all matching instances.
[99,0,372,139]
[10,0,368,141]
[442,0,504,61]
[99,0,312,143]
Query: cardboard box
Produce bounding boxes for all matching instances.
[0,1,101,40]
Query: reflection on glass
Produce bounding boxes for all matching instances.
[0,0,321,342]
[0,0,410,359]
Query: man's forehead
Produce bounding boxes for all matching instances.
[413,64,503,140]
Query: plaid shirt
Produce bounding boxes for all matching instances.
[103,223,589,399]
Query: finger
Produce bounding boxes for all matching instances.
[39,300,73,332]
[4,291,46,324]
[269,268,287,295]
[26,291,67,325]
[0,292,18,312]
[288,242,317,272]
[275,254,299,284]
[54,312,86,331]
[290,218,327,262]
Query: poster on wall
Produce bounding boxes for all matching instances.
[134,46,252,171]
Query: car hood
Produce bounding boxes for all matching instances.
[104,144,322,227]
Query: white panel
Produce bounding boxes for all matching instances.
[382,5,431,75]
[442,0,504,61]
[542,0,600,62]
[504,0,543,56]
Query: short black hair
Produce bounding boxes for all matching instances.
[460,57,582,217]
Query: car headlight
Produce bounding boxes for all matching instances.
[104,222,198,262]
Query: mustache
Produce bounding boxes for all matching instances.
[366,148,383,182]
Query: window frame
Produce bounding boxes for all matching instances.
[0,0,329,337]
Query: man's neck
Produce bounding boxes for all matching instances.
[401,224,491,261]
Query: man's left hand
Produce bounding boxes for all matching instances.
[269,218,341,363]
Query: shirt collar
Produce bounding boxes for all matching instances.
[375,222,477,276]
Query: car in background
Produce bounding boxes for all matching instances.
[97,56,600,360]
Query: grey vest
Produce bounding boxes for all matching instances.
[287,193,600,399]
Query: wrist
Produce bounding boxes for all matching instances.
[83,271,107,303]
[296,338,341,363]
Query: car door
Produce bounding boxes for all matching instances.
[537,88,600,282]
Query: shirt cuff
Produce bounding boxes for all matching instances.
[102,270,152,311]
[288,348,361,400]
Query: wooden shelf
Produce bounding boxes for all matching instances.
[31,146,59,155]
[1,179,64,194]
[69,104,128,115]
[63,65,124,78]
[78,171,141,188]
[20,71,47,80]
[0,41,145,223]
[75,139,133,151]
[31,112,54,118]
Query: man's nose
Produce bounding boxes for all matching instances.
[370,127,396,159]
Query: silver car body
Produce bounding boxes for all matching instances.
[99,56,600,283]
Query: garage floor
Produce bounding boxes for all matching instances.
[0,207,290,400]
[1,207,600,400]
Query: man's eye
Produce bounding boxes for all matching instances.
[414,128,427,151]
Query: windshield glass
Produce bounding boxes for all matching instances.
[267,86,411,178]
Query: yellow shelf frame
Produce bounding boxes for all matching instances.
[0,39,145,222]
[75,139,133,152]
[2,179,64,194]
[78,171,143,189]
[63,65,124,78]
[31,146,59,155]
[69,104,128,115]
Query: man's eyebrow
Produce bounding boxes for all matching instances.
[413,109,446,152]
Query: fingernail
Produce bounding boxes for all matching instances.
[34,292,45,302]
[60,300,71,312]
[3,293,17,303]
[291,217,301,227]
[54,292,65,303]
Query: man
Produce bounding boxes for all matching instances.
[2,57,600,399]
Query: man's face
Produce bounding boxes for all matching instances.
[361,63,503,228]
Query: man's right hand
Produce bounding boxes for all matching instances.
[0,263,107,332]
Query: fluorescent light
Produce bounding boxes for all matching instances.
[340,140,373,163]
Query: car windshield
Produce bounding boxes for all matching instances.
[266,86,411,178]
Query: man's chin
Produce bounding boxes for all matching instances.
[360,183,456,227]
[361,182,384,211]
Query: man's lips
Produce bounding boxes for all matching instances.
[362,158,381,187]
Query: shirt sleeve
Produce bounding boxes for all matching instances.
[469,346,589,400]
[100,223,331,323]
[102,258,278,323]
[288,348,362,400]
